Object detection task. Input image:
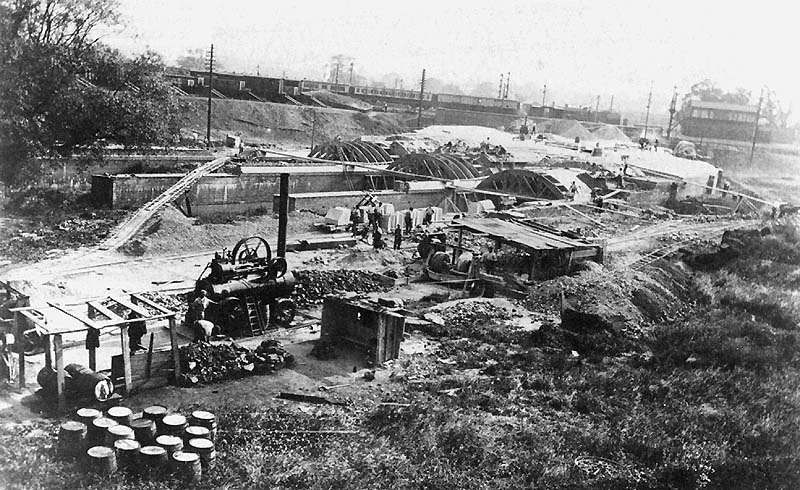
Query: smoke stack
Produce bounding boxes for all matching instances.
[278,173,289,257]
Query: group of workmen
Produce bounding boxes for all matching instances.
[351,203,436,251]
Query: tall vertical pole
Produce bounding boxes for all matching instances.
[542,84,547,106]
[594,95,600,122]
[206,44,214,150]
[349,62,354,85]
[498,74,503,98]
[643,81,653,139]
[310,110,316,150]
[750,87,764,165]
[609,95,614,112]
[666,86,677,139]
[417,68,426,129]
[334,62,340,85]
[504,72,510,99]
[278,173,289,257]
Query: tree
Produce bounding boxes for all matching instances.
[326,54,354,84]
[175,47,224,72]
[0,0,182,184]
[682,79,751,105]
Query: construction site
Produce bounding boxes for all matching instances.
[1,2,800,488]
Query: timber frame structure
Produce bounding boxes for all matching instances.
[10,293,179,413]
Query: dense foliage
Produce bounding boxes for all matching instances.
[0,0,183,184]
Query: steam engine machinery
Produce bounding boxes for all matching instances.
[191,237,296,337]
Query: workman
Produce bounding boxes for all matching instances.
[393,225,403,250]
[485,247,497,274]
[193,319,218,342]
[350,206,361,237]
[405,207,414,234]
[373,228,385,250]
[190,290,216,323]
[370,203,382,233]
[569,181,579,200]
[423,206,434,226]
[128,311,147,354]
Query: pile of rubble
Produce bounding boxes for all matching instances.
[177,340,294,386]
[420,300,512,342]
[292,270,393,308]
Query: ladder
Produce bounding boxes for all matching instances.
[244,295,265,337]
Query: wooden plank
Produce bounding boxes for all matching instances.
[168,316,181,380]
[54,334,65,414]
[120,326,132,394]
[48,302,108,329]
[109,296,151,318]
[131,294,173,315]
[87,301,124,323]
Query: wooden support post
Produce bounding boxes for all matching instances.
[53,334,65,413]
[88,344,96,371]
[168,316,181,381]
[120,325,132,395]
[14,312,25,388]
[44,334,52,369]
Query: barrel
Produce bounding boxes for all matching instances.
[188,437,216,471]
[58,421,87,459]
[172,451,202,483]
[105,424,135,446]
[114,439,140,471]
[190,410,218,441]
[161,414,187,437]
[86,446,117,475]
[130,417,156,445]
[184,425,211,442]
[156,434,183,458]
[64,364,114,402]
[138,445,168,477]
[36,366,71,398]
[75,407,102,427]
[107,406,133,426]
[88,417,118,447]
[143,405,168,431]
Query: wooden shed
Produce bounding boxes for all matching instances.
[320,296,405,365]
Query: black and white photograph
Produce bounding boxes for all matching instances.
[0,0,798,488]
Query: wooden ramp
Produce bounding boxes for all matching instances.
[99,156,229,250]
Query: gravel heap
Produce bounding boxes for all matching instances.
[178,340,293,386]
[292,269,392,308]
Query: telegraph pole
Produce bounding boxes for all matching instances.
[417,68,426,129]
[206,44,214,149]
[750,87,765,165]
[594,95,600,122]
[643,81,653,139]
[503,72,510,99]
[349,62,354,85]
[609,95,614,113]
[310,110,317,151]
[498,74,503,98]
[666,86,677,139]
[542,84,547,106]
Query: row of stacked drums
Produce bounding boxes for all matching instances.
[58,405,218,482]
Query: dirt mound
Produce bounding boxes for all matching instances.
[180,97,408,146]
[542,119,596,141]
[591,124,631,142]
[307,90,372,112]
[291,269,394,308]
[121,206,318,257]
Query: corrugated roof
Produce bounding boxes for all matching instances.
[687,100,758,113]
[451,217,595,251]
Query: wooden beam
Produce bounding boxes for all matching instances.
[130,294,173,315]
[109,296,151,318]
[14,312,25,388]
[168,316,181,381]
[120,326,132,395]
[54,334,65,414]
[87,301,124,323]
[48,302,108,329]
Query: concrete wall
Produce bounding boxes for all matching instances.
[93,169,382,216]
[434,107,520,129]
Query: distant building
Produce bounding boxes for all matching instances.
[526,104,621,125]
[680,100,768,142]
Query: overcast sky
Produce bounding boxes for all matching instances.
[107,0,799,123]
